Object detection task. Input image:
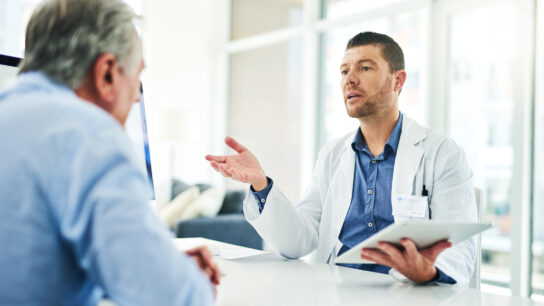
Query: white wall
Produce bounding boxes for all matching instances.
[141,0,223,205]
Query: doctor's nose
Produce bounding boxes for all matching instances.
[344,71,359,87]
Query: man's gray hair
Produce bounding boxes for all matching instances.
[20,0,140,89]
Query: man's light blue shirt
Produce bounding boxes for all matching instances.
[0,72,213,306]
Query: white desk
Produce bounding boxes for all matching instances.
[173,238,542,306]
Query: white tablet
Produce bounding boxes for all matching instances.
[334,220,492,264]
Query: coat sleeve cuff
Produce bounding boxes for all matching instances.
[250,177,273,213]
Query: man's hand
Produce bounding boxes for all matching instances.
[361,238,452,283]
[186,246,221,287]
[205,137,268,191]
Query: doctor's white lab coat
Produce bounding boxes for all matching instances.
[243,115,478,286]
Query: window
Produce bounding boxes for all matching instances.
[532,0,544,300]
[228,39,304,201]
[445,2,519,286]
[231,0,303,40]
[0,0,143,57]
[323,0,407,19]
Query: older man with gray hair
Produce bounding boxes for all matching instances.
[0,0,217,305]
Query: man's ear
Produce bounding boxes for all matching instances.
[394,70,407,93]
[93,53,119,104]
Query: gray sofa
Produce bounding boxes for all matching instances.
[171,179,263,250]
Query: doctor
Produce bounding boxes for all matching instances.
[206,32,477,285]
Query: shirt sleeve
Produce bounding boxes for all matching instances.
[51,125,214,306]
[423,267,457,285]
[249,177,273,213]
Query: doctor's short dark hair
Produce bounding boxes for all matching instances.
[346,32,405,73]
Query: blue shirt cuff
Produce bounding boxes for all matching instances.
[422,267,457,285]
[250,177,273,213]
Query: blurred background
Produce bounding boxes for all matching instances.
[1,0,543,300]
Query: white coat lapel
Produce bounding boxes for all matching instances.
[329,136,356,244]
[392,117,426,196]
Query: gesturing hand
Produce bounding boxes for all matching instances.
[205,137,268,191]
[361,238,452,283]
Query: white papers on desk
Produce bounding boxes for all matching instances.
[216,248,264,259]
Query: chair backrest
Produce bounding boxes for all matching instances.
[469,187,483,290]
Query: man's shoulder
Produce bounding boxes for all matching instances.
[0,77,131,166]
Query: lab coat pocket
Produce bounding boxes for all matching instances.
[392,193,428,219]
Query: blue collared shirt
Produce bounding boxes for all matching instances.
[0,72,214,305]
[253,113,455,284]
[336,113,404,274]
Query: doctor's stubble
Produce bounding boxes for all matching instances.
[343,75,395,119]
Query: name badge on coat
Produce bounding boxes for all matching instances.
[392,193,428,218]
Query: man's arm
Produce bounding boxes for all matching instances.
[52,127,215,305]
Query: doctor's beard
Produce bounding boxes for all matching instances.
[344,77,394,119]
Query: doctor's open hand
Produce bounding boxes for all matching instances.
[205,137,269,191]
[361,238,452,283]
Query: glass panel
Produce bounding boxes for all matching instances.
[231,0,303,40]
[532,1,544,298]
[323,0,407,19]
[319,8,428,145]
[228,39,303,201]
[0,0,42,57]
[0,0,142,57]
[446,2,517,286]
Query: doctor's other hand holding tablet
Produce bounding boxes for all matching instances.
[361,238,452,283]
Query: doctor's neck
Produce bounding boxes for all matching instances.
[358,107,400,158]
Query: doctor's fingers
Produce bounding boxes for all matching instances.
[210,161,232,179]
[400,238,419,262]
[209,161,221,172]
[225,136,248,154]
[216,164,233,178]
[421,240,452,261]
[376,242,407,266]
[205,154,227,163]
[361,249,395,268]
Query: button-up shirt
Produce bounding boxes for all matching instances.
[336,113,404,274]
[0,72,213,305]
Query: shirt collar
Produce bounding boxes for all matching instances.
[351,112,404,156]
[13,71,76,97]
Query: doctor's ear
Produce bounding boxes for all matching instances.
[393,70,407,94]
[92,53,119,103]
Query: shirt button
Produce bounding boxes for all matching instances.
[260,199,265,203]
[368,222,373,227]
[371,160,376,164]
[367,189,373,195]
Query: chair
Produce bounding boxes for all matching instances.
[469,187,483,290]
